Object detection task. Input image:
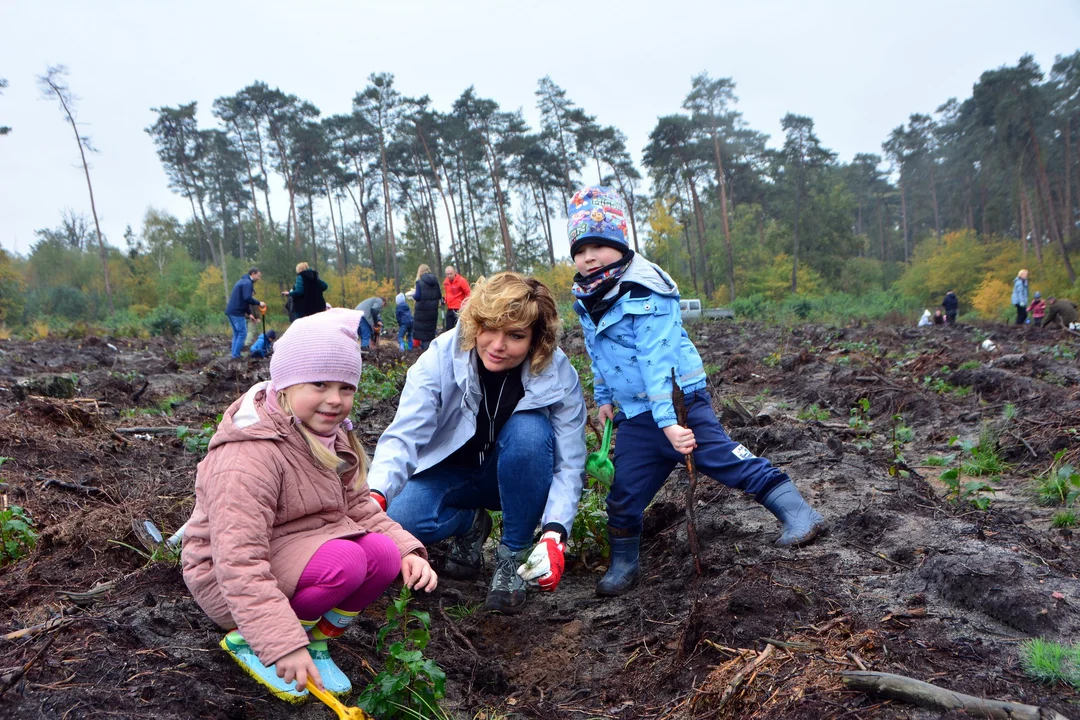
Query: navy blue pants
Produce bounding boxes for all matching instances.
[608,390,786,535]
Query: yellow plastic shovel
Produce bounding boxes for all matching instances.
[305,680,373,720]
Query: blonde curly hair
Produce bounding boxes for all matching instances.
[458,272,561,373]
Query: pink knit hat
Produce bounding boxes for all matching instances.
[270,308,363,391]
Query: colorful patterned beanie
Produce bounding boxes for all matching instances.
[270,308,363,391]
[567,185,630,257]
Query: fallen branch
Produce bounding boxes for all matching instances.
[0,634,55,696]
[672,369,703,577]
[841,671,1071,720]
[41,478,102,496]
[114,427,179,435]
[3,615,77,640]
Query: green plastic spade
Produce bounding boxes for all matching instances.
[586,419,614,485]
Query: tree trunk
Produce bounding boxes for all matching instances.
[1020,186,1029,257]
[928,162,942,238]
[378,137,399,290]
[686,175,713,298]
[710,129,736,301]
[530,181,555,266]
[307,194,319,270]
[415,124,457,275]
[899,175,909,262]
[791,181,802,293]
[482,139,514,270]
[49,82,114,313]
[1023,107,1074,281]
[877,194,887,288]
[323,178,345,306]
[251,123,277,241]
[538,181,556,265]
[681,218,698,293]
[231,119,264,252]
[464,169,486,275]
[1064,116,1073,247]
[267,123,302,257]
[1023,185,1044,264]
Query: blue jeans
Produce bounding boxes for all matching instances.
[359,318,373,348]
[397,322,413,349]
[609,390,786,535]
[227,314,247,358]
[387,410,555,552]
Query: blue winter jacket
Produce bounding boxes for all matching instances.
[225,275,260,317]
[1011,276,1029,306]
[396,301,413,327]
[368,327,587,535]
[574,254,706,429]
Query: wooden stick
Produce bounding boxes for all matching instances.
[114,427,179,435]
[842,671,1071,720]
[671,368,703,577]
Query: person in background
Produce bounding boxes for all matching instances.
[355,297,385,350]
[1028,291,1047,325]
[1041,297,1079,329]
[283,262,328,320]
[567,185,825,598]
[250,329,277,358]
[1012,269,1030,325]
[933,309,946,325]
[411,264,442,351]
[942,290,959,325]
[395,293,414,352]
[443,265,471,333]
[226,267,265,359]
[181,310,437,702]
[917,309,932,327]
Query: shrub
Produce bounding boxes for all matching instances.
[0,503,38,566]
[145,304,184,338]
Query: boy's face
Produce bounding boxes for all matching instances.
[573,242,624,275]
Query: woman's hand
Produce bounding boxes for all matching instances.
[663,424,696,455]
[275,646,322,691]
[401,553,438,592]
[597,404,615,425]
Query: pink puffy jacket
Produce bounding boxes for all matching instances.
[181,382,426,666]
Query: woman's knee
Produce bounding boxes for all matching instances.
[499,411,554,455]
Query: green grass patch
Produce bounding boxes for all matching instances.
[1019,638,1080,688]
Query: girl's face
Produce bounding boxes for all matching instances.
[287,381,356,435]
[573,242,624,275]
[475,325,534,372]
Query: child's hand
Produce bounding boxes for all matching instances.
[663,424,696,455]
[401,553,438,592]
[597,404,615,424]
[275,646,322,691]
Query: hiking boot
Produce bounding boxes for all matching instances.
[307,640,351,696]
[482,543,528,614]
[759,480,827,547]
[220,631,308,703]
[596,533,640,597]
[443,509,492,580]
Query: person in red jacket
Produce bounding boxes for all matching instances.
[443,265,471,333]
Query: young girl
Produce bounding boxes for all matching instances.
[182,309,437,703]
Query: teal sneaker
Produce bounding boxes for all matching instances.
[308,640,352,695]
[219,631,309,703]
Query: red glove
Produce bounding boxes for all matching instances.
[370,491,387,512]
[516,531,565,592]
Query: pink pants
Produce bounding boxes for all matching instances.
[289,533,401,621]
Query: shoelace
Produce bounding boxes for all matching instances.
[490,551,523,592]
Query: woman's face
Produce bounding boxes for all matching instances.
[286,381,356,435]
[475,324,534,372]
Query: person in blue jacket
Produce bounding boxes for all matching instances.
[367,272,587,615]
[1011,269,1029,325]
[567,185,826,597]
[226,267,265,358]
[395,293,414,351]
[249,329,277,358]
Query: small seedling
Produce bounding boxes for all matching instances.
[1051,511,1077,529]
[358,587,447,719]
[797,404,830,422]
[1033,450,1080,507]
[939,437,996,510]
[1019,637,1080,688]
[0,504,38,566]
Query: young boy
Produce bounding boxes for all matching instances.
[395,293,414,351]
[568,185,826,597]
[249,329,277,358]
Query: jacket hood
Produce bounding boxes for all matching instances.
[418,273,439,287]
[618,253,679,298]
[207,382,294,450]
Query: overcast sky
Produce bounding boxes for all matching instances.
[1,0,1078,260]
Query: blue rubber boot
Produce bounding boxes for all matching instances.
[759,480,827,547]
[220,631,308,703]
[307,640,351,696]
[596,534,640,597]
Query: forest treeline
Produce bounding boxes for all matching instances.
[3,51,1080,333]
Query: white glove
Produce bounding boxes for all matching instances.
[516,531,565,592]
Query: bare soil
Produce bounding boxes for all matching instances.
[0,321,1078,719]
